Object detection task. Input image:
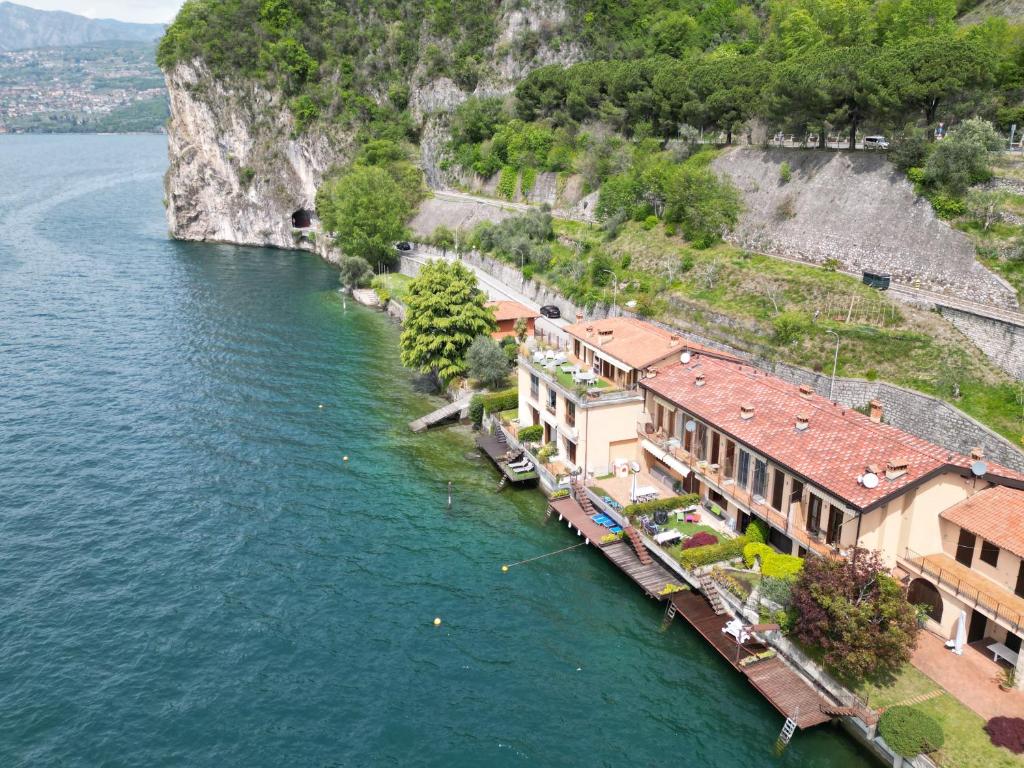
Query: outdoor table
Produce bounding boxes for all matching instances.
[635,485,658,498]
[654,530,682,546]
[989,642,1020,667]
[574,371,597,384]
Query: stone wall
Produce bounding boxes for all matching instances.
[403,247,1024,472]
[938,307,1024,380]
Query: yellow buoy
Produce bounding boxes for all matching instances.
[433,617,442,626]
[501,565,509,573]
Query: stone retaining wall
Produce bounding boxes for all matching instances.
[938,306,1024,380]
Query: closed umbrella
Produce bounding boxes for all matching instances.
[953,610,967,656]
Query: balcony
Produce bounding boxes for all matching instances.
[901,549,1024,634]
[520,354,641,406]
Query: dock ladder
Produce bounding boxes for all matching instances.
[660,600,678,631]
[776,713,798,751]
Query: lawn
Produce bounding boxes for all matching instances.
[851,664,1023,768]
[551,365,611,391]
[372,273,413,303]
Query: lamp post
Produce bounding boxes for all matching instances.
[825,330,840,402]
[601,269,618,315]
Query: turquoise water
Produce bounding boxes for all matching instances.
[0,135,871,767]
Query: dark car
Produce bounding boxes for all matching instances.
[539,305,561,319]
[395,241,412,251]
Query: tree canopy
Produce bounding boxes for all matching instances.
[399,261,497,384]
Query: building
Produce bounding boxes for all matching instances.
[485,300,538,340]
[517,317,733,476]
[637,351,1024,675]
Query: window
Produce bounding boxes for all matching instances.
[546,386,557,412]
[710,431,721,465]
[737,450,751,489]
[956,529,976,567]
[825,505,843,545]
[565,400,575,428]
[565,437,577,464]
[770,468,785,511]
[806,495,823,534]
[529,374,539,400]
[980,540,1000,568]
[752,459,768,500]
[695,423,707,461]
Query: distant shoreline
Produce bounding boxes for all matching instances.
[0,130,165,136]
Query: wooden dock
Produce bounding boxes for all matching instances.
[409,396,472,432]
[475,433,538,483]
[549,497,682,599]
[670,590,832,729]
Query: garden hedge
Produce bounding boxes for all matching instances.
[518,424,543,442]
[743,543,804,579]
[679,535,748,570]
[746,519,768,544]
[878,706,944,757]
[469,387,518,425]
[624,493,700,519]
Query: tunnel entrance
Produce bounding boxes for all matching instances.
[291,208,313,229]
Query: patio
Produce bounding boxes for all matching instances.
[912,628,1024,720]
[594,470,670,509]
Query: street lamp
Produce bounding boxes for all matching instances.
[601,269,618,315]
[825,330,840,401]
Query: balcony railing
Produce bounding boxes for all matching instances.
[902,548,1024,634]
[520,355,641,406]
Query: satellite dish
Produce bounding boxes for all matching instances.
[680,351,691,364]
[862,473,879,489]
[685,420,697,433]
[629,461,641,473]
[971,460,989,477]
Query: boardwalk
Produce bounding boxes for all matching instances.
[475,433,538,483]
[671,590,832,729]
[408,396,472,432]
[602,541,679,598]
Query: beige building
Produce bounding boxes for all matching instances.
[517,317,733,476]
[638,351,1024,675]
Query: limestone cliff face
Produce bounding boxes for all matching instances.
[163,2,579,250]
[163,61,352,251]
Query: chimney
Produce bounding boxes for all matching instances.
[795,413,809,431]
[740,404,755,420]
[866,464,880,476]
[869,400,883,424]
[670,334,680,348]
[885,459,909,481]
[585,325,594,338]
[799,384,813,399]
[575,311,584,324]
[695,373,706,387]
[970,446,985,461]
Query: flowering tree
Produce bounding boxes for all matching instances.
[791,549,919,681]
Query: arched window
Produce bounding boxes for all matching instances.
[908,578,943,623]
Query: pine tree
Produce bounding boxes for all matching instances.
[399,261,497,384]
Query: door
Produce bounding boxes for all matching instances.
[825,506,843,545]
[1008,633,1023,654]
[956,529,977,567]
[968,610,987,643]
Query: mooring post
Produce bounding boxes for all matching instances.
[447,481,452,508]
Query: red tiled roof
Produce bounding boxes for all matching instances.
[563,317,735,371]
[941,486,1024,559]
[643,355,1023,511]
[486,300,538,322]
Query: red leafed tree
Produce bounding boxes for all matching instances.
[791,549,919,681]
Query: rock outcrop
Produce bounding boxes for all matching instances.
[163,61,351,251]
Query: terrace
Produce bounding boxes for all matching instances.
[520,352,641,406]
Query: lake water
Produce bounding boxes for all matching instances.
[0,134,871,766]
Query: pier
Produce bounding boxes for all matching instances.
[409,395,473,432]
[474,432,538,483]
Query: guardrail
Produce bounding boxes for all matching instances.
[903,548,1024,633]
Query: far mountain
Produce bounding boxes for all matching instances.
[0,1,164,51]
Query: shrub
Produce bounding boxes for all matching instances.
[928,193,967,220]
[518,424,543,442]
[906,167,926,186]
[338,255,374,289]
[683,531,718,549]
[779,162,792,183]
[641,214,659,230]
[772,310,811,344]
[498,165,518,199]
[520,166,537,196]
[746,519,768,544]
[679,535,748,569]
[467,335,511,389]
[537,442,557,463]
[623,494,700,519]
[744,542,772,568]
[878,706,944,757]
[550,488,569,499]
[985,717,1024,754]
[763,553,804,579]
[469,388,519,425]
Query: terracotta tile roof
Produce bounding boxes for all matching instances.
[643,355,1023,511]
[563,317,735,371]
[486,300,538,322]
[940,486,1024,559]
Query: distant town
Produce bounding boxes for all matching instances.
[0,41,167,134]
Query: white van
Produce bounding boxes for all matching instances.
[863,136,889,150]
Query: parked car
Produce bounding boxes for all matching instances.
[539,305,561,319]
[395,241,412,251]
[863,136,889,150]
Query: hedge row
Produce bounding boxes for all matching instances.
[746,519,768,544]
[679,535,748,570]
[518,424,543,442]
[742,543,804,579]
[623,493,700,519]
[469,388,518,425]
[878,706,944,757]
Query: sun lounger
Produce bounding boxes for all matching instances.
[722,618,751,644]
[513,462,534,474]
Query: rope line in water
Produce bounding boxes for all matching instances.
[504,542,587,569]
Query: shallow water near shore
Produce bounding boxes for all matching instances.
[0,134,872,766]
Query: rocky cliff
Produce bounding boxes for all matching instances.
[163,62,351,251]
[163,2,578,251]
